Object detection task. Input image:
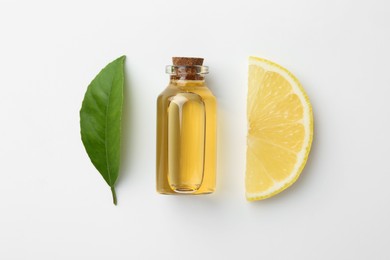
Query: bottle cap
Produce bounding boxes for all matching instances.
[172,57,204,66]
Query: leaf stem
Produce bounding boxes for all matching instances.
[111,186,117,205]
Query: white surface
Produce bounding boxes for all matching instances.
[1,0,389,259]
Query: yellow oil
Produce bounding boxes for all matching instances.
[156,80,217,194]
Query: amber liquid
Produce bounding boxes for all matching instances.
[156,80,217,194]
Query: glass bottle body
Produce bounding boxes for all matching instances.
[156,79,217,194]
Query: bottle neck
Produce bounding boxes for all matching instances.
[169,78,206,87]
[166,65,208,81]
[170,69,205,80]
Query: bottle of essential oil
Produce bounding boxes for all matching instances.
[156,57,217,194]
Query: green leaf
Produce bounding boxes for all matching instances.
[80,55,126,205]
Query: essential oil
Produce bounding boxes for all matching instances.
[156,57,217,194]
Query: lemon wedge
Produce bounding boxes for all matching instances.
[246,56,313,201]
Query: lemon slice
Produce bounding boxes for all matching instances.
[246,56,313,201]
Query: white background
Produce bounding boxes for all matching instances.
[1,0,389,259]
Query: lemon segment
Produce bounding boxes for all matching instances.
[246,57,313,201]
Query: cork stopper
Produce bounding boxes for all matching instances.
[172,57,204,66]
[170,57,205,80]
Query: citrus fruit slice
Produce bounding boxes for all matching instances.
[246,56,313,201]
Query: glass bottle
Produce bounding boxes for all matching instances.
[156,57,217,194]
